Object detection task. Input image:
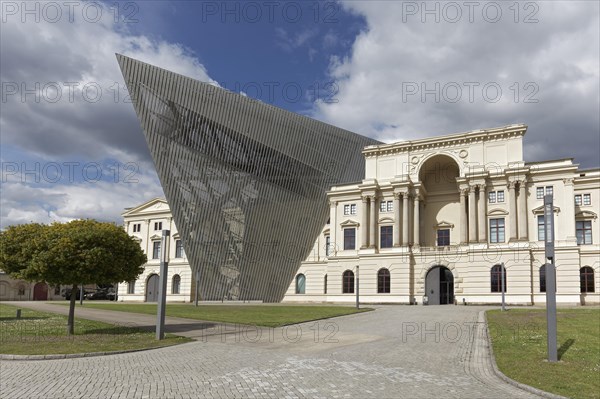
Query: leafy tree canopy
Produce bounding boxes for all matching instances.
[0,219,146,285]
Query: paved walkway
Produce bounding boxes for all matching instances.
[0,303,540,399]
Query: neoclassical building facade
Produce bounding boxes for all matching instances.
[117,198,192,302]
[283,125,599,305]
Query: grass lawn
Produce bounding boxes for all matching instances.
[0,303,191,355]
[53,302,372,328]
[487,308,600,399]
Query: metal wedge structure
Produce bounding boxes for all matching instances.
[117,54,379,302]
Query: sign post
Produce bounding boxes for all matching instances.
[500,262,506,311]
[544,195,558,362]
[156,230,170,340]
[194,269,200,307]
[355,265,360,309]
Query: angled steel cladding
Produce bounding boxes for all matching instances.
[117,54,380,302]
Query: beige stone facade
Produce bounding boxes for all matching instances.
[283,125,600,305]
[117,198,192,302]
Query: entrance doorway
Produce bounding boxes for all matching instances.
[425,266,454,305]
[33,282,48,301]
[146,274,159,302]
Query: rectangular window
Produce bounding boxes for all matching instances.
[127,281,135,294]
[537,215,545,241]
[350,204,356,215]
[497,190,505,203]
[343,228,356,250]
[583,194,591,206]
[488,192,496,203]
[489,218,505,243]
[132,223,141,233]
[437,229,450,246]
[576,221,592,245]
[380,226,393,248]
[546,186,553,196]
[325,235,331,256]
[344,204,350,215]
[152,241,161,259]
[154,221,162,231]
[575,194,582,206]
[175,240,184,258]
[379,200,393,212]
[536,187,544,199]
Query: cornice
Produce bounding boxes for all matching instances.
[362,124,527,158]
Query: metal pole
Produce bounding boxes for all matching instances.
[80,284,83,306]
[501,262,506,311]
[355,265,360,309]
[194,269,200,306]
[156,230,170,340]
[544,194,558,362]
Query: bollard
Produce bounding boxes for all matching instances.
[16,309,21,319]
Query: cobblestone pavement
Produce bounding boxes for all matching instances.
[0,304,540,399]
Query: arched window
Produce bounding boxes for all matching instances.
[324,274,328,294]
[580,267,595,293]
[295,274,306,294]
[377,269,390,293]
[539,265,546,293]
[342,270,354,294]
[172,275,181,294]
[490,264,506,293]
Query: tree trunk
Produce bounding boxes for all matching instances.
[67,283,77,335]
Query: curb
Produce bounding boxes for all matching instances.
[483,311,570,399]
[0,341,195,361]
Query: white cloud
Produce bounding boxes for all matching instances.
[0,1,214,227]
[313,1,600,167]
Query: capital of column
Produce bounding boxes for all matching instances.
[507,181,517,190]
[393,192,402,200]
[361,196,369,203]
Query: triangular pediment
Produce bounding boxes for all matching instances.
[149,234,162,241]
[340,219,360,227]
[122,198,170,217]
[434,220,454,229]
[322,228,330,236]
[531,205,560,215]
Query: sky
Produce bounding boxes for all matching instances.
[1,0,599,228]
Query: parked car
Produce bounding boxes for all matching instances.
[62,288,91,300]
[85,288,117,301]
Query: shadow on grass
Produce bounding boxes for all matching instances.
[0,316,48,321]
[558,338,575,360]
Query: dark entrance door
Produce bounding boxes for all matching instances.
[146,274,159,302]
[33,283,48,300]
[425,266,454,305]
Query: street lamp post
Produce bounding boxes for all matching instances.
[544,194,558,362]
[156,230,170,340]
[500,262,506,311]
[355,265,360,309]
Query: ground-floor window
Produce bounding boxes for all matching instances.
[296,274,306,294]
[324,274,327,294]
[580,266,595,293]
[490,264,507,293]
[172,275,181,294]
[342,270,354,294]
[127,281,135,294]
[539,265,546,292]
[377,268,390,293]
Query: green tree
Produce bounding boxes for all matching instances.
[0,220,146,334]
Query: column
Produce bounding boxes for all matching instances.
[402,192,409,246]
[330,201,337,254]
[360,196,368,249]
[369,196,376,248]
[468,187,477,242]
[460,189,468,244]
[517,181,528,240]
[393,193,401,247]
[413,193,420,246]
[478,184,487,243]
[508,181,517,241]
